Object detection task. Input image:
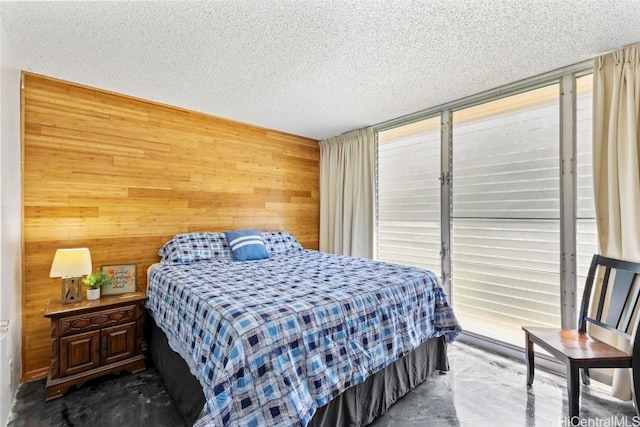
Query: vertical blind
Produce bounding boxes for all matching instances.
[451,84,561,346]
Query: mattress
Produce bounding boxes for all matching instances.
[146,249,461,426]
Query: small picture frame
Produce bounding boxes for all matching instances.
[100,264,137,295]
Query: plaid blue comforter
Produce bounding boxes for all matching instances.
[146,250,461,427]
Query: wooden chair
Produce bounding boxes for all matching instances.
[522,255,640,421]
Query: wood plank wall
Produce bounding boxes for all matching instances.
[22,73,320,380]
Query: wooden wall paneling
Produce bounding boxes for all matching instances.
[22,73,320,380]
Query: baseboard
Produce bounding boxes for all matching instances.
[21,367,48,383]
[457,331,565,374]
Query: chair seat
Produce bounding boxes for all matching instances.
[522,326,631,364]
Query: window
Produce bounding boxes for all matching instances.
[451,85,561,347]
[375,64,594,351]
[377,117,441,273]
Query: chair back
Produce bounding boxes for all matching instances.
[579,255,640,347]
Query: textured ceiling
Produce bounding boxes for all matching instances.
[1,1,639,140]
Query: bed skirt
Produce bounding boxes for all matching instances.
[148,318,450,427]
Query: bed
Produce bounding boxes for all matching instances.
[145,231,461,426]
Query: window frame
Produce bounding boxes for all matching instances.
[374,60,593,360]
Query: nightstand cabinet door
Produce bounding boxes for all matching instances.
[101,322,136,365]
[60,330,100,377]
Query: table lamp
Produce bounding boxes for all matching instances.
[49,248,92,304]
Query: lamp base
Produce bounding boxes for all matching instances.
[61,276,82,304]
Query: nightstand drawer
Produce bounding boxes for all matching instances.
[59,304,137,336]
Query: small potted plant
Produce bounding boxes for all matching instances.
[83,268,111,300]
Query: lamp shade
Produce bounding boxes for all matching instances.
[49,248,92,278]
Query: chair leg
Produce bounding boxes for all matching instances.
[581,368,590,385]
[525,333,535,385]
[632,362,640,418]
[567,363,580,422]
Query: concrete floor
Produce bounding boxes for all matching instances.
[7,342,637,427]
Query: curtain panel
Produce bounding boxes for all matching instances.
[592,43,640,400]
[319,128,376,258]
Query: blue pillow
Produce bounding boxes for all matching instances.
[224,229,270,261]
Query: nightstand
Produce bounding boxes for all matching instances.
[43,292,147,400]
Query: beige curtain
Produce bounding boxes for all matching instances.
[592,43,640,400]
[319,128,375,258]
